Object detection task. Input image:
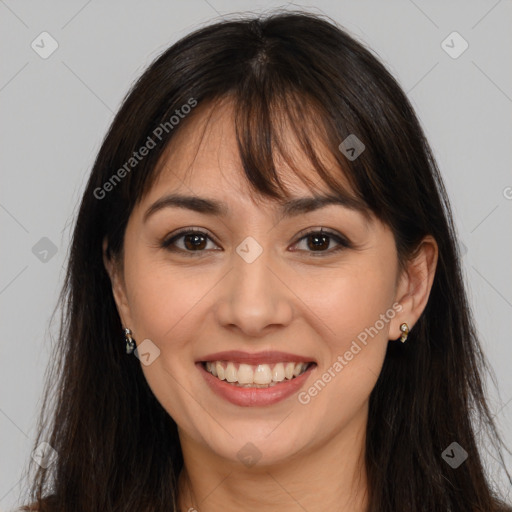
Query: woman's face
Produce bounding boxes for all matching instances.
[107,101,418,467]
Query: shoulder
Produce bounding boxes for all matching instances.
[18,504,39,511]
[18,495,58,512]
[17,501,45,512]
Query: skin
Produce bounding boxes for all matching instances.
[104,99,438,512]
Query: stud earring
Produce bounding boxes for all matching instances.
[399,323,409,343]
[124,328,135,354]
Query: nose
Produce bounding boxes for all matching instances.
[214,244,294,338]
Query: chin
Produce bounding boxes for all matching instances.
[195,420,311,468]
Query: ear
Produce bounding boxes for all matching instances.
[102,237,134,330]
[390,235,438,340]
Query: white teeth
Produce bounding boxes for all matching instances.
[272,362,285,382]
[206,361,218,377]
[253,364,272,385]
[293,362,305,377]
[237,364,254,384]
[225,362,237,383]
[216,361,225,380]
[285,362,295,380]
[204,360,311,386]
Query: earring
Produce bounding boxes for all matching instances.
[124,328,135,354]
[399,323,409,343]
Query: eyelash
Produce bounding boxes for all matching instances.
[160,227,352,257]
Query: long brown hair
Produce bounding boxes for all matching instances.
[19,10,511,512]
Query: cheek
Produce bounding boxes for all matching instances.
[301,260,396,350]
[321,260,396,394]
[123,254,205,347]
[122,253,210,421]
[296,271,393,425]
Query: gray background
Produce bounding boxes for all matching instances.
[1,0,511,509]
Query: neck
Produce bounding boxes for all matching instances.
[176,407,369,512]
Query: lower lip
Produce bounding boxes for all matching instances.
[197,362,316,407]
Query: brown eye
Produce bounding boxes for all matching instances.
[292,228,351,256]
[161,227,351,257]
[181,232,208,251]
[161,229,219,255]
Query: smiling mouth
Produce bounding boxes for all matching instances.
[201,360,316,388]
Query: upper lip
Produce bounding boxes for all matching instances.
[197,350,316,365]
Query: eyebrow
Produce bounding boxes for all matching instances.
[143,192,371,223]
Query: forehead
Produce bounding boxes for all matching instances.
[146,98,358,210]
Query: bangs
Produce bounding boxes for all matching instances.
[144,86,374,224]
[127,15,405,230]
[232,85,373,221]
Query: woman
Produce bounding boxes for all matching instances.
[20,10,512,512]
